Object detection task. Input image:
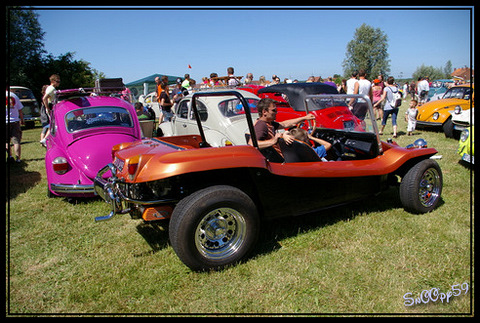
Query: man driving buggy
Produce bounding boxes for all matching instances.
[249,98,315,158]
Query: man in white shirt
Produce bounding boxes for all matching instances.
[417,77,430,105]
[40,74,60,147]
[346,70,358,95]
[6,90,24,162]
[349,69,372,120]
[227,67,240,86]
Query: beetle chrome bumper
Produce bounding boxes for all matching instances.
[50,183,95,195]
[416,120,442,127]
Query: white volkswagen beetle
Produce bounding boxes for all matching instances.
[158,89,259,147]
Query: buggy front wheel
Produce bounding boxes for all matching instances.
[169,185,260,271]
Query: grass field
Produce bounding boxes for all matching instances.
[6,98,474,316]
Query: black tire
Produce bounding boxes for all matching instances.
[443,117,454,138]
[399,159,443,214]
[169,185,260,271]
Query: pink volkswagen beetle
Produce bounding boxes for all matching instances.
[46,87,142,197]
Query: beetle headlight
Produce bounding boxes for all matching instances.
[460,129,469,142]
[432,112,440,120]
[454,106,462,114]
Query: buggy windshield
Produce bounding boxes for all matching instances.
[65,106,134,133]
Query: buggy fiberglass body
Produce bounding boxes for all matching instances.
[94,83,443,271]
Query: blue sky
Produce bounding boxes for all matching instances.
[36,6,473,84]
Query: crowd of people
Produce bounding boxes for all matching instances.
[5,65,445,163]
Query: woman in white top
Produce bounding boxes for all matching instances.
[374,76,400,138]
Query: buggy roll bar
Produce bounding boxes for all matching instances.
[191,91,258,148]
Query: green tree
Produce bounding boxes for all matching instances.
[412,64,445,81]
[6,6,46,87]
[444,60,453,78]
[342,23,391,79]
[7,7,105,100]
[43,52,100,89]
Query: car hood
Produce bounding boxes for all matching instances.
[418,98,468,114]
[67,133,138,179]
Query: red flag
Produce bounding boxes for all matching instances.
[188,64,192,69]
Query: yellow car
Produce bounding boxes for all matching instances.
[458,126,474,164]
[416,84,473,138]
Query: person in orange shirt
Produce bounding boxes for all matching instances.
[155,75,169,103]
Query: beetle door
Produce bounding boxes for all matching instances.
[174,99,193,135]
[175,99,209,136]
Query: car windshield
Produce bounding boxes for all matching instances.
[303,97,349,111]
[65,106,134,133]
[443,87,472,100]
[10,88,36,100]
[218,98,259,117]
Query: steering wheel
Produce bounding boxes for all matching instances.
[330,138,345,161]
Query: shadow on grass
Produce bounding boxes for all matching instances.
[5,159,41,201]
[252,186,445,260]
[132,186,444,266]
[135,221,171,256]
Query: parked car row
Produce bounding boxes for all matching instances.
[416,84,473,138]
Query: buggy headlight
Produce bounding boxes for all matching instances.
[432,112,440,120]
[460,129,469,142]
[454,106,462,114]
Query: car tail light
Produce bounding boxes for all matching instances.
[52,157,69,174]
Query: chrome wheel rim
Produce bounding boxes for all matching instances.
[195,208,246,260]
[419,168,441,207]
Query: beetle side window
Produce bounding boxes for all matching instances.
[218,98,259,117]
[190,100,208,122]
[176,100,189,119]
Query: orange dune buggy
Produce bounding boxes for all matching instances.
[94,85,443,271]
